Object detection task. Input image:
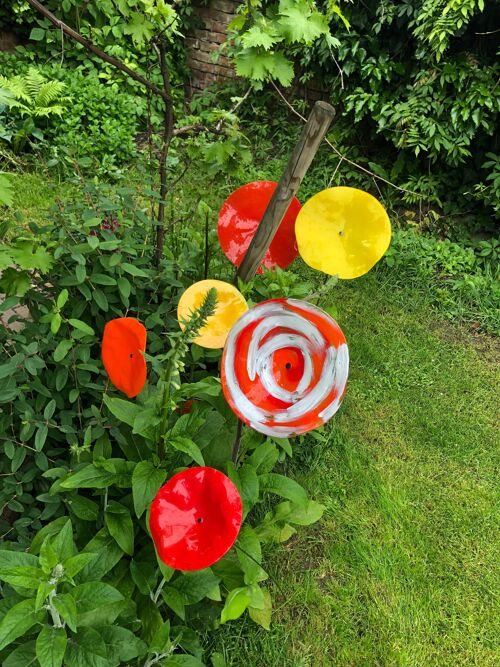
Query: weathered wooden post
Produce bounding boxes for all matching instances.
[232,101,335,462]
[236,100,335,283]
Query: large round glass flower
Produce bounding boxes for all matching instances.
[150,467,243,571]
[222,298,349,437]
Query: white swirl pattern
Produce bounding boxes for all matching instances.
[222,299,349,437]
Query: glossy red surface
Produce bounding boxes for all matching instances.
[221,298,349,437]
[101,317,147,398]
[149,467,243,571]
[218,181,301,272]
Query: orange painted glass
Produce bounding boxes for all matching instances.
[101,317,147,398]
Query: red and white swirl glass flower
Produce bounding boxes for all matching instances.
[221,298,349,437]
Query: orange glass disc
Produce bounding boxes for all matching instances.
[177,280,248,349]
[101,317,147,398]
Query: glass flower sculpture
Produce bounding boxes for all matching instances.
[101,317,147,398]
[218,181,301,272]
[177,279,248,349]
[150,467,243,571]
[221,298,349,437]
[295,186,391,279]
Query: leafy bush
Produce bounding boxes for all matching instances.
[45,70,144,174]
[0,180,324,666]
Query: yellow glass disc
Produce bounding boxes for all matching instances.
[295,187,391,279]
[177,279,248,349]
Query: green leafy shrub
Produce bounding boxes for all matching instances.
[45,70,144,174]
[0,180,325,665]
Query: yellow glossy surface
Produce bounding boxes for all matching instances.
[177,280,248,349]
[295,187,391,279]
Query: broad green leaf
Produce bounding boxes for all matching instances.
[242,25,280,50]
[36,626,67,667]
[0,598,44,651]
[0,173,14,207]
[10,242,53,272]
[79,528,123,582]
[236,526,267,584]
[103,395,142,427]
[34,424,48,451]
[246,441,279,473]
[51,519,74,562]
[98,625,147,662]
[89,273,116,286]
[249,588,272,630]
[60,464,117,489]
[0,565,46,589]
[239,464,259,516]
[29,27,45,41]
[259,473,308,504]
[92,288,108,311]
[130,559,157,596]
[68,494,99,521]
[39,536,58,573]
[168,436,205,466]
[71,581,124,614]
[64,627,109,667]
[235,49,294,86]
[2,640,37,666]
[68,319,95,335]
[150,620,171,655]
[29,517,69,555]
[220,586,251,624]
[278,0,329,43]
[35,581,55,612]
[121,263,149,277]
[162,587,185,620]
[53,339,73,362]
[273,499,325,525]
[0,550,38,569]
[105,501,134,555]
[132,460,167,518]
[52,593,77,632]
[63,553,97,578]
[170,569,220,605]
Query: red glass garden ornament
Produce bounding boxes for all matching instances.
[218,180,301,272]
[222,298,349,437]
[101,317,147,398]
[150,467,243,571]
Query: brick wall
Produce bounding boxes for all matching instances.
[186,0,240,94]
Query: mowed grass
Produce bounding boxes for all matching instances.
[211,273,499,667]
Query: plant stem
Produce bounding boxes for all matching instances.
[232,420,243,464]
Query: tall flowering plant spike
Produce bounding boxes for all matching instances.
[149,467,243,571]
[177,280,248,349]
[295,186,391,279]
[101,317,147,398]
[222,298,349,437]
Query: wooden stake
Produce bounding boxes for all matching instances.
[236,101,335,283]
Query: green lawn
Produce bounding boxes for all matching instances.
[212,274,499,666]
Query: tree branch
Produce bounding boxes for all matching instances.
[25,0,172,103]
[154,38,174,267]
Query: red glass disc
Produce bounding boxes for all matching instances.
[101,317,147,398]
[218,181,301,272]
[149,467,243,571]
[222,299,349,437]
